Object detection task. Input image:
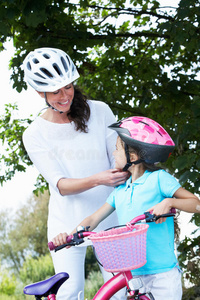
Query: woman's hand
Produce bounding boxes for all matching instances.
[58,168,130,195]
[94,169,130,187]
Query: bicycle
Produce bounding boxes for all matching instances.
[23,210,175,300]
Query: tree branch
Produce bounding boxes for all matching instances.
[87,5,174,21]
[49,30,170,40]
[68,2,174,21]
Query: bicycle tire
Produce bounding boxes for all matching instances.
[140,292,155,300]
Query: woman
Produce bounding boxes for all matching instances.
[22,47,128,300]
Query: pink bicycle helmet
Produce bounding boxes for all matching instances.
[109,116,175,170]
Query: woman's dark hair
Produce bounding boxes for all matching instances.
[67,87,90,132]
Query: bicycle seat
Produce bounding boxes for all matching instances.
[23,272,69,297]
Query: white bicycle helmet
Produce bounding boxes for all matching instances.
[23,47,80,92]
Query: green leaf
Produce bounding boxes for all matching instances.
[179,170,191,185]
[173,156,188,171]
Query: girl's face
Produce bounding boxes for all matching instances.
[113,137,127,169]
[39,83,74,113]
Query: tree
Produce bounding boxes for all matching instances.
[0,104,32,186]
[0,0,200,287]
[0,264,17,296]
[0,191,49,273]
[19,254,54,285]
[0,103,48,192]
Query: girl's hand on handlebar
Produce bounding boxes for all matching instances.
[147,198,173,224]
[52,232,70,249]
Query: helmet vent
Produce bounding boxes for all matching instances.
[43,54,50,59]
[35,72,46,79]
[61,56,69,72]
[34,80,48,86]
[40,68,53,78]
[33,58,39,64]
[139,121,149,126]
[157,131,163,137]
[27,62,32,70]
[53,63,63,76]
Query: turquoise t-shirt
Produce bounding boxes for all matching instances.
[106,169,181,275]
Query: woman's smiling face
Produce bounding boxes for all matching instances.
[40,83,75,113]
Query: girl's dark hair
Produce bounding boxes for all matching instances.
[67,87,90,132]
[119,138,163,172]
[141,161,163,172]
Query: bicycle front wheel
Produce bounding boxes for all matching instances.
[139,292,155,300]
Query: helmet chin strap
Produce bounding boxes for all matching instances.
[122,144,144,171]
[44,92,64,114]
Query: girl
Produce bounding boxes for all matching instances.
[52,116,200,300]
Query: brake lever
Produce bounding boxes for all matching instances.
[144,212,157,222]
[55,242,74,252]
[54,232,85,252]
[144,211,175,223]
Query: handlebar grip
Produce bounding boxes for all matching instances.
[66,235,73,243]
[48,235,73,251]
[170,208,176,214]
[48,241,56,251]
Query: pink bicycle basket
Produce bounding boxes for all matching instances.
[89,223,149,272]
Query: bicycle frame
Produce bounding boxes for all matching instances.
[92,270,151,300]
[23,269,152,300]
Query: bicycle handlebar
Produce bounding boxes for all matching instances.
[48,209,176,252]
[48,231,93,251]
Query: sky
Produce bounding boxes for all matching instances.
[0,40,44,210]
[0,39,197,241]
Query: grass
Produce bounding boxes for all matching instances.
[84,271,104,299]
[1,271,104,300]
[0,293,34,300]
